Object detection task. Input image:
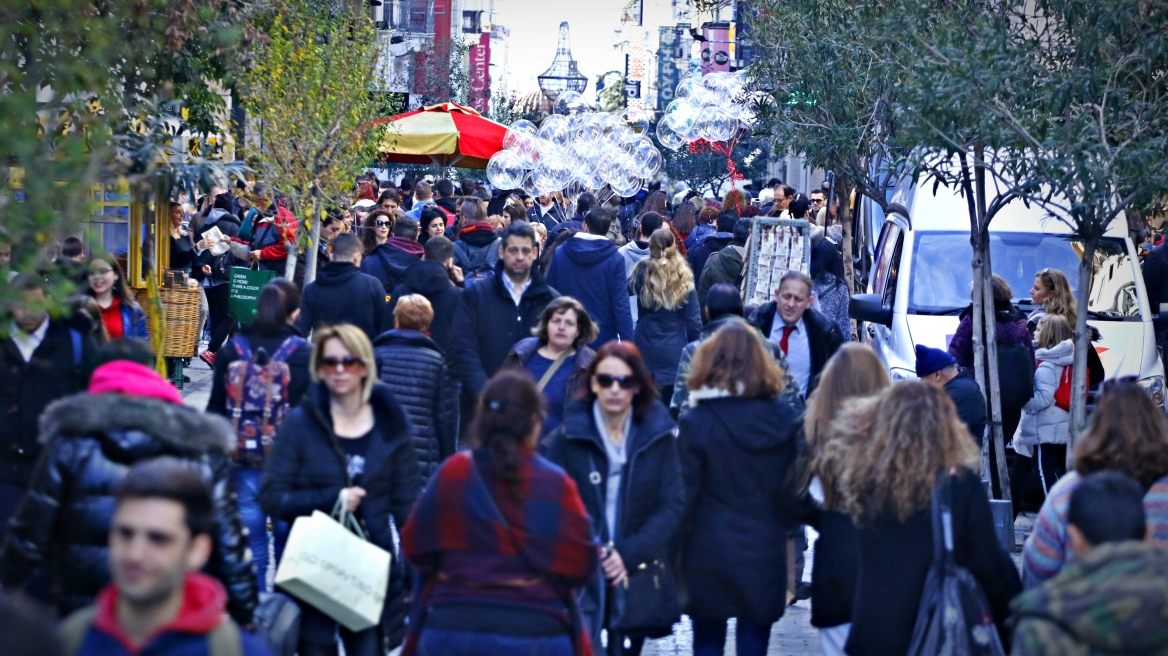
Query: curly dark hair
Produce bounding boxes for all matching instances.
[467,370,546,496]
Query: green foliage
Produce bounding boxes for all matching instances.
[0,0,256,321]
[658,135,768,198]
[747,0,901,208]
[242,0,383,274]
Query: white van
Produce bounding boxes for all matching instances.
[849,179,1166,410]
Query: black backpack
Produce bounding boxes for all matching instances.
[906,473,1007,656]
[992,340,1035,410]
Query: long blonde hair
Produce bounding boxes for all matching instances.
[633,227,694,310]
[309,324,377,402]
[836,381,980,525]
[804,344,890,509]
[1036,268,1076,326]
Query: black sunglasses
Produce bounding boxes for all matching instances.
[374,220,392,228]
[317,355,363,371]
[595,373,637,390]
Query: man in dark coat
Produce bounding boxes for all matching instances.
[389,236,464,357]
[689,209,738,285]
[433,178,459,216]
[450,221,559,399]
[0,274,97,538]
[698,217,751,310]
[546,192,595,243]
[0,358,257,624]
[916,344,988,443]
[295,232,388,342]
[527,192,568,230]
[373,296,458,484]
[362,216,424,294]
[545,207,634,347]
[748,270,844,397]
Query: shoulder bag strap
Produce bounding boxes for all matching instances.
[536,350,573,392]
[59,606,98,655]
[207,618,243,656]
[931,470,956,568]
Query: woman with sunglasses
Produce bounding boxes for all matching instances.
[85,253,147,341]
[1023,377,1168,586]
[676,321,804,656]
[261,324,421,656]
[361,209,394,256]
[545,341,685,656]
[1028,267,1105,387]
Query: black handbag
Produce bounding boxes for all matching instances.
[905,472,1007,656]
[609,556,682,639]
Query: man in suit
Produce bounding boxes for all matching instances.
[748,270,844,397]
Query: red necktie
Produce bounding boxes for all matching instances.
[780,325,795,355]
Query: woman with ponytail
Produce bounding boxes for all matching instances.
[402,370,599,656]
[546,341,685,656]
[629,227,701,403]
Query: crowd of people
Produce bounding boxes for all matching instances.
[1,172,1168,656]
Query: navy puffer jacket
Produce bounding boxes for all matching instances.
[373,329,459,482]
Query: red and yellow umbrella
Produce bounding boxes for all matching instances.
[377,102,507,169]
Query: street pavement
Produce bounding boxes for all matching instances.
[179,358,1027,656]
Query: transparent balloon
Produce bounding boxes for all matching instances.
[621,107,650,135]
[655,118,687,150]
[503,131,540,169]
[632,138,662,177]
[675,78,700,100]
[508,119,538,138]
[486,150,526,190]
[532,154,574,192]
[665,98,702,141]
[521,171,537,196]
[554,90,583,115]
[537,118,572,148]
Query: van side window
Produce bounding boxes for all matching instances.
[872,222,903,303]
[883,235,903,308]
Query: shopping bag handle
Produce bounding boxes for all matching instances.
[331,498,369,542]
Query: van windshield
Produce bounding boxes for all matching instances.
[908,232,1139,319]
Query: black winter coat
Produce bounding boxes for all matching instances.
[388,260,464,357]
[294,261,388,342]
[527,203,568,230]
[945,370,988,443]
[747,304,845,396]
[677,395,801,625]
[205,324,313,419]
[629,266,702,387]
[450,261,559,397]
[372,329,458,482]
[544,400,685,629]
[847,468,1022,656]
[362,242,421,295]
[687,232,732,287]
[0,320,97,486]
[0,393,258,623]
[260,383,421,650]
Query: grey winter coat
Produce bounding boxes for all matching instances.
[1016,339,1074,446]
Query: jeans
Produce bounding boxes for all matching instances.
[692,618,773,656]
[232,466,287,593]
[418,628,574,656]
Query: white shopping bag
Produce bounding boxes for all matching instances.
[275,509,390,632]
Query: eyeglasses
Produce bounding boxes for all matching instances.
[374,220,392,228]
[810,198,825,204]
[317,356,364,372]
[594,373,637,390]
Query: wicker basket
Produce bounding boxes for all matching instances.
[134,286,202,358]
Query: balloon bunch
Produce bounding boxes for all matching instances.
[486,90,663,199]
[654,71,756,152]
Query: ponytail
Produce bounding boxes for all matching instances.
[467,371,546,496]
